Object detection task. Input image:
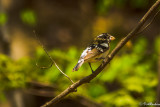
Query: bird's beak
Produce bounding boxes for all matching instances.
[110,36,115,41]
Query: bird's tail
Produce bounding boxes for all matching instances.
[72,59,84,71]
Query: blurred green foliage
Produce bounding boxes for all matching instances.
[0,0,158,106]
[97,0,149,14]
[0,36,159,106]
[20,9,36,26]
[0,13,7,25]
[0,9,36,26]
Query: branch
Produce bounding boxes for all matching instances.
[34,31,74,84]
[136,9,160,34]
[41,0,160,107]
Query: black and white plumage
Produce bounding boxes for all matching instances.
[73,33,115,72]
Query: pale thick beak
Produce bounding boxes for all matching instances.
[110,36,115,40]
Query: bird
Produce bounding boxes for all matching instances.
[72,33,115,73]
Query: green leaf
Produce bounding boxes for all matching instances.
[20,9,36,26]
[133,38,147,55]
[87,84,106,98]
[0,13,7,25]
[123,77,144,93]
[131,0,149,8]
[154,35,160,53]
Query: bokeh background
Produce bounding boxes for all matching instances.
[0,0,160,107]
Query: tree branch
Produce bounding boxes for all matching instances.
[34,31,74,84]
[41,0,160,107]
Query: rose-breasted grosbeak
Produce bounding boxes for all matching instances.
[73,33,115,73]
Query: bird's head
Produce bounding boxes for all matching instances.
[96,33,115,43]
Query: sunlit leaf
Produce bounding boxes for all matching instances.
[154,35,160,53]
[0,13,7,25]
[133,38,147,55]
[87,84,106,98]
[20,9,36,26]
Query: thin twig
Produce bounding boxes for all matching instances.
[41,0,160,107]
[35,60,53,69]
[136,9,160,34]
[34,31,74,84]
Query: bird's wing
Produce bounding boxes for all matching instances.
[83,48,101,61]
